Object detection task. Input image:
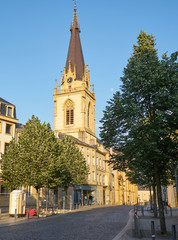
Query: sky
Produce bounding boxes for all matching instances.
[0,0,178,138]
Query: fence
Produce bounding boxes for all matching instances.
[0,193,10,213]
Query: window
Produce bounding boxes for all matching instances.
[87,156,90,165]
[102,175,105,185]
[65,100,74,125]
[66,109,73,125]
[6,106,14,117]
[92,171,95,181]
[4,143,9,154]
[92,156,95,166]
[7,107,12,117]
[6,123,12,135]
[105,176,108,186]
[0,121,2,133]
[88,173,90,181]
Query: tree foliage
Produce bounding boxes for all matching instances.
[2,116,59,213]
[54,136,89,193]
[1,116,89,212]
[17,116,59,190]
[100,30,178,234]
[1,139,21,190]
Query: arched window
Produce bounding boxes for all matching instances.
[65,100,74,125]
[88,102,92,129]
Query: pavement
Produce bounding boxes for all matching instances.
[119,207,178,240]
[0,205,178,239]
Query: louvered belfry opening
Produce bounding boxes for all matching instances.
[66,100,74,125]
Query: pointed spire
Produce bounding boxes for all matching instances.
[72,3,79,29]
[66,2,85,80]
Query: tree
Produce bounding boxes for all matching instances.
[54,136,89,197]
[1,139,21,190]
[2,116,60,213]
[100,30,178,234]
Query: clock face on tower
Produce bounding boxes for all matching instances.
[67,77,73,83]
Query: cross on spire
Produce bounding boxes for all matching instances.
[73,0,77,6]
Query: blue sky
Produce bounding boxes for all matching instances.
[0,0,177,137]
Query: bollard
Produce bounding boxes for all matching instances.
[172,225,176,240]
[28,208,30,219]
[134,214,140,237]
[0,208,1,219]
[141,206,144,216]
[134,205,137,215]
[151,221,155,240]
[170,207,172,217]
[15,209,17,219]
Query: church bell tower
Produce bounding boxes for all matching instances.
[54,4,96,145]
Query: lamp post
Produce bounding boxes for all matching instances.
[173,163,178,207]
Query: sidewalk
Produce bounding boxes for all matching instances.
[0,204,120,227]
[0,212,31,226]
[122,207,178,240]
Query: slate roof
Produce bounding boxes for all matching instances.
[57,132,107,156]
[58,132,96,149]
[16,123,23,130]
[0,97,14,106]
[0,97,17,119]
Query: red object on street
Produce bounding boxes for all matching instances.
[25,209,38,217]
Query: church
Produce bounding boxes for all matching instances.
[53,4,138,206]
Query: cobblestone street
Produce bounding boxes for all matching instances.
[0,206,132,240]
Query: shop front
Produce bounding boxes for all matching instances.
[74,185,97,206]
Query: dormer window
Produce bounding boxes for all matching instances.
[6,105,14,117]
[8,107,12,117]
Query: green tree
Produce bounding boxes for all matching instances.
[100,31,178,234]
[1,139,21,190]
[19,116,60,213]
[2,116,60,213]
[55,136,89,197]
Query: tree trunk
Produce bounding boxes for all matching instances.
[36,188,40,216]
[154,166,167,234]
[149,186,153,210]
[153,181,157,218]
[64,187,68,209]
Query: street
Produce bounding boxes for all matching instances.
[0,205,133,240]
